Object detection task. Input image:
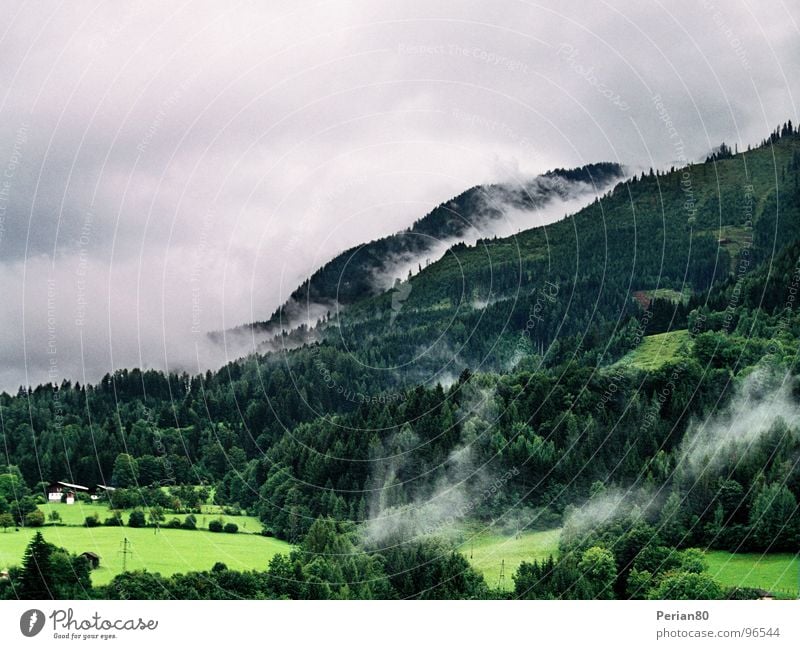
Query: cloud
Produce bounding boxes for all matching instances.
[678,368,800,478]
[0,0,797,389]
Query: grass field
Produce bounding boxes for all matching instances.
[460,528,561,590]
[644,288,691,303]
[0,526,292,585]
[39,502,263,533]
[613,329,690,371]
[705,551,799,598]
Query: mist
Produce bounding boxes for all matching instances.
[678,368,800,478]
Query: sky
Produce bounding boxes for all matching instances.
[0,0,797,391]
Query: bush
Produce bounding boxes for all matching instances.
[24,509,45,527]
[181,514,197,531]
[128,510,146,528]
[83,515,101,528]
[166,518,182,529]
[223,523,238,534]
[103,514,123,527]
[208,519,223,533]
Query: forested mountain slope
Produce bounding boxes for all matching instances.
[1,125,799,562]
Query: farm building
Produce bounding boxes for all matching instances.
[92,484,116,501]
[46,481,89,504]
[79,551,101,569]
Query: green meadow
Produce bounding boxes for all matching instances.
[705,551,799,598]
[0,525,292,585]
[460,527,799,597]
[613,329,691,372]
[460,528,561,590]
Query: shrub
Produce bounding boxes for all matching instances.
[208,519,223,533]
[181,514,197,531]
[103,514,123,527]
[223,522,238,534]
[166,518,182,529]
[128,510,146,528]
[83,515,101,528]
[24,509,45,527]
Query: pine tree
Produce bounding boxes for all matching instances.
[18,531,54,599]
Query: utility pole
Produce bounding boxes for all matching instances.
[119,537,133,572]
[498,559,505,590]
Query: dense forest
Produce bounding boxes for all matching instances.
[2,124,800,599]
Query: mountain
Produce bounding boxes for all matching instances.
[219,162,625,342]
[2,125,800,600]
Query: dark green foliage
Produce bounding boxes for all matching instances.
[208,519,223,533]
[223,523,238,534]
[83,514,100,528]
[127,510,146,528]
[24,509,45,527]
[647,572,723,600]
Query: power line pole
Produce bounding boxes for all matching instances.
[498,559,505,590]
[119,537,133,572]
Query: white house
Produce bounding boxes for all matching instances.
[46,481,89,504]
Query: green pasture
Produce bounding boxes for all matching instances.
[0,525,292,585]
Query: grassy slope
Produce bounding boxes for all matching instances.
[460,528,561,591]
[613,330,690,371]
[705,551,799,597]
[0,526,292,585]
[459,527,799,597]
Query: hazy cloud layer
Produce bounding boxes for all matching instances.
[0,0,797,390]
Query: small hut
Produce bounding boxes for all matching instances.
[80,551,101,569]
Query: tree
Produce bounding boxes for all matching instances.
[112,453,139,488]
[128,510,146,528]
[749,483,798,551]
[648,572,723,600]
[208,519,224,533]
[0,512,14,532]
[18,532,54,598]
[24,509,45,527]
[578,546,617,599]
[48,510,62,524]
[148,506,165,527]
[223,523,238,534]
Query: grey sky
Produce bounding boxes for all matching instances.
[0,0,796,390]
